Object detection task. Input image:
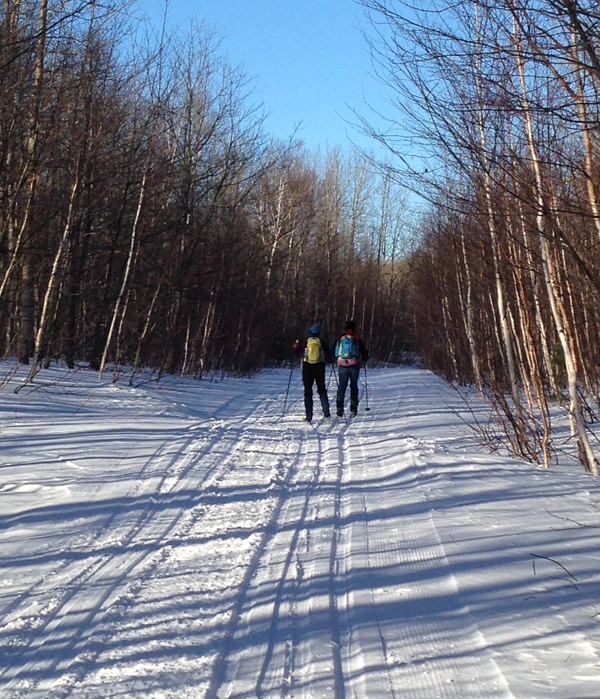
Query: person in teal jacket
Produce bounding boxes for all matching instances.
[334,320,369,417]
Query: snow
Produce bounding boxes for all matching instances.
[0,361,599,698]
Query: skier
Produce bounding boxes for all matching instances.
[335,320,369,417]
[293,325,333,423]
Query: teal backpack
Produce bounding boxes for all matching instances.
[337,335,359,360]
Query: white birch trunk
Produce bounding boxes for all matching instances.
[571,29,600,243]
[0,179,35,301]
[130,281,162,386]
[180,317,192,378]
[441,290,459,380]
[98,164,148,378]
[514,18,598,475]
[28,170,80,382]
[516,198,559,398]
[112,289,131,382]
[474,1,523,419]
[459,229,484,395]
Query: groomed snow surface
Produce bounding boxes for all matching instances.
[1,362,599,699]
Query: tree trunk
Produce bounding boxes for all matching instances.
[28,169,81,381]
[514,17,598,475]
[98,161,148,378]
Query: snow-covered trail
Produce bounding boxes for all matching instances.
[209,375,512,699]
[0,365,599,698]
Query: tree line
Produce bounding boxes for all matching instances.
[0,0,413,385]
[363,0,600,474]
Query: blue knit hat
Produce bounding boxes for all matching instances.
[309,324,320,336]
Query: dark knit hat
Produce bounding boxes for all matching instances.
[309,324,320,336]
[344,319,356,332]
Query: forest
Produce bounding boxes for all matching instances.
[0,0,412,385]
[361,0,600,475]
[5,0,600,475]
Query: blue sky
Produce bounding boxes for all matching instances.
[142,0,387,155]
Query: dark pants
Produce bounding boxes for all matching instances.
[302,362,330,421]
[337,364,360,414]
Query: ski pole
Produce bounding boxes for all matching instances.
[363,364,370,412]
[282,357,295,418]
[327,362,338,390]
[330,359,340,387]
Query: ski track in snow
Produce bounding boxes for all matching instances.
[0,364,599,698]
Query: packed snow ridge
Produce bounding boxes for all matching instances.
[0,362,599,698]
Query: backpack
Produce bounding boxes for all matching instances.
[337,334,360,361]
[305,336,324,364]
